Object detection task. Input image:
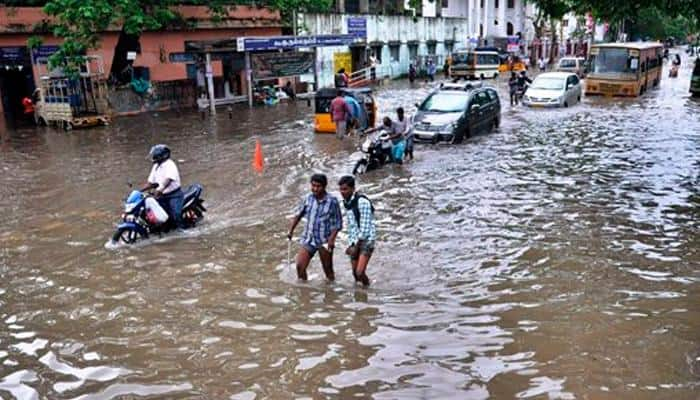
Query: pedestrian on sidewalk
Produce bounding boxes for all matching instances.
[538,57,546,72]
[288,174,343,282]
[338,175,376,287]
[330,89,352,139]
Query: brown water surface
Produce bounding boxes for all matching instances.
[1,57,699,399]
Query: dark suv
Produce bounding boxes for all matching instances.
[412,82,501,144]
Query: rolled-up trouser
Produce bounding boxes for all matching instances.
[391,139,406,162]
[158,188,184,229]
[335,120,347,139]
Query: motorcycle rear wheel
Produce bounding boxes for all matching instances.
[112,227,143,244]
[353,159,368,175]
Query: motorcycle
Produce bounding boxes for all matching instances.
[352,132,394,175]
[110,184,206,244]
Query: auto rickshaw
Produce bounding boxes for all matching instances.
[314,87,377,133]
[498,55,528,73]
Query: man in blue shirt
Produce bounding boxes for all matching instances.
[338,175,376,287]
[288,174,343,281]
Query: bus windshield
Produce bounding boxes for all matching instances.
[453,53,474,65]
[591,47,638,75]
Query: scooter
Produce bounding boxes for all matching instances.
[352,132,394,175]
[110,184,206,244]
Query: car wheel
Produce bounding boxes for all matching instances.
[450,130,464,144]
[563,101,569,108]
[577,95,581,103]
[494,117,500,129]
[431,135,439,145]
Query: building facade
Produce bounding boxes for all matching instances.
[302,0,535,88]
[0,6,281,118]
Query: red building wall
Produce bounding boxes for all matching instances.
[0,6,282,82]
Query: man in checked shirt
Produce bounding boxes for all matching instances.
[338,175,376,287]
[288,174,343,281]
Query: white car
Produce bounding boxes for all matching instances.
[522,72,582,108]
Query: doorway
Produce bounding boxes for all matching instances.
[0,47,35,125]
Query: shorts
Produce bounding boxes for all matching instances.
[301,241,331,257]
[346,240,375,261]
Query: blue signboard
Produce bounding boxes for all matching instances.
[347,18,367,38]
[237,35,357,52]
[31,45,60,63]
[0,47,26,62]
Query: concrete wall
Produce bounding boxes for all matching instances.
[301,13,469,87]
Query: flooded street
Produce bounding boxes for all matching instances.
[1,58,700,399]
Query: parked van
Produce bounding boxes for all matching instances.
[451,50,500,80]
[556,57,586,77]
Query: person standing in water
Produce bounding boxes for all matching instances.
[338,175,376,287]
[288,174,343,282]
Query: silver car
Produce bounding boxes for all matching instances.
[522,72,582,108]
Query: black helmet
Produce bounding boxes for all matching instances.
[149,144,170,164]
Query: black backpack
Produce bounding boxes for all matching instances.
[345,193,374,226]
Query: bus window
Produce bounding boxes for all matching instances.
[477,54,499,65]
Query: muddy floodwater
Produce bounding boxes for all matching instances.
[1,58,700,399]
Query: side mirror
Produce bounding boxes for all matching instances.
[470,104,480,113]
[414,103,420,108]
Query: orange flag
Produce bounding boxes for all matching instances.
[253,139,264,172]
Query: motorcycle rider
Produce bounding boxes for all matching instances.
[516,70,532,101]
[364,116,405,164]
[141,144,185,231]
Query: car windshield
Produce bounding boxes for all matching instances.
[559,59,576,68]
[419,92,469,112]
[531,77,565,90]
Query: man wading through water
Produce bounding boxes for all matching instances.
[288,174,343,281]
[338,175,376,286]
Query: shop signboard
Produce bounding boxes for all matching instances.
[0,46,26,62]
[237,35,356,52]
[333,52,352,74]
[251,51,314,80]
[31,45,59,63]
[507,36,520,53]
[347,18,367,39]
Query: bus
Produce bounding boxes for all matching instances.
[451,49,501,80]
[585,42,663,97]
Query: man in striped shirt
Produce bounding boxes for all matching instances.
[338,175,376,287]
[288,174,343,281]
